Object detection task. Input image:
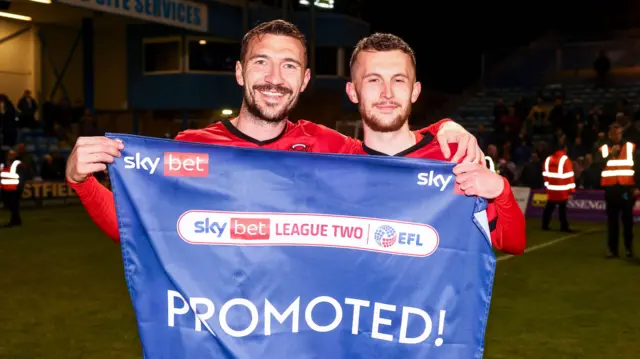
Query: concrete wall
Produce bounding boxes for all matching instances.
[0,20,38,103]
[39,18,129,111]
[93,20,128,110]
[38,24,84,105]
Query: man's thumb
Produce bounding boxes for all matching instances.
[439,134,451,158]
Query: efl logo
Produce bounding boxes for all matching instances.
[164,152,209,177]
[230,218,270,240]
[374,225,427,248]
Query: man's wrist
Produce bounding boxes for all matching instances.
[67,174,94,188]
[493,176,511,204]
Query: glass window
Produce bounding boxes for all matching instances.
[188,40,239,72]
[316,47,337,75]
[143,39,182,73]
[345,46,355,77]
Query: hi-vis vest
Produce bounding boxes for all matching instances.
[599,142,636,187]
[0,160,21,191]
[542,152,575,201]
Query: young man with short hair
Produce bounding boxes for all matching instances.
[345,33,526,254]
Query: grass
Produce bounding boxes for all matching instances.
[0,207,638,358]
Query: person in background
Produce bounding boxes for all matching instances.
[40,154,65,180]
[513,135,532,164]
[617,112,640,145]
[576,154,599,189]
[593,50,611,88]
[475,124,492,152]
[493,99,508,135]
[528,97,548,134]
[17,90,38,129]
[542,143,576,232]
[519,152,544,189]
[15,144,35,183]
[497,157,516,184]
[0,94,17,147]
[485,144,499,173]
[595,123,640,258]
[0,150,27,227]
[569,136,586,159]
[78,109,103,137]
[547,96,565,131]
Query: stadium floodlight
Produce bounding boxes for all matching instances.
[199,40,206,45]
[221,109,233,116]
[0,10,31,21]
[299,0,334,9]
[30,0,51,4]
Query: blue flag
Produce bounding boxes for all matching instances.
[107,133,496,359]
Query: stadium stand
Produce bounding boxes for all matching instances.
[454,82,640,135]
[1,128,70,176]
[436,27,640,189]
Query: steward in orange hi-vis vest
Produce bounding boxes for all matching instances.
[541,146,575,232]
[0,149,26,228]
[0,160,21,191]
[596,123,640,258]
[599,141,636,187]
[543,150,576,201]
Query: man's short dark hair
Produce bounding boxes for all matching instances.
[551,142,568,153]
[240,20,307,64]
[349,33,416,71]
[610,122,623,131]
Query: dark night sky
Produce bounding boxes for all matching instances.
[356,0,640,93]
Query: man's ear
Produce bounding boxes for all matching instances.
[300,68,311,93]
[346,82,359,104]
[235,61,244,86]
[411,81,422,104]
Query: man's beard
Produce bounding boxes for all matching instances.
[360,101,410,133]
[244,84,297,124]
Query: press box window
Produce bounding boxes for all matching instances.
[188,40,239,72]
[345,46,355,77]
[143,38,182,74]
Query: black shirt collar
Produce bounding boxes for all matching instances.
[221,118,288,146]
[362,131,435,157]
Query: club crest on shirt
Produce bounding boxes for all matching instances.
[290,143,311,152]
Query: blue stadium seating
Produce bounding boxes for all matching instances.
[1,127,70,176]
[451,82,640,136]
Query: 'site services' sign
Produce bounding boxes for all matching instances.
[57,0,208,32]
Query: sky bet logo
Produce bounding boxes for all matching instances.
[124,152,209,177]
[416,171,453,192]
[194,217,271,240]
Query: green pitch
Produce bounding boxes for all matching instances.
[0,207,638,358]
